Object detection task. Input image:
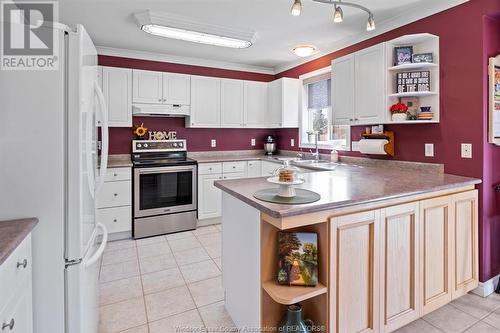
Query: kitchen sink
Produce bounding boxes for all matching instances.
[292,159,331,165]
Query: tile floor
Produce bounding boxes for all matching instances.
[394,293,500,333]
[98,224,234,333]
[99,224,500,333]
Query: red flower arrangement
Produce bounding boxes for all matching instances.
[390,102,409,114]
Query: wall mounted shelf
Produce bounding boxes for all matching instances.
[388,63,438,71]
[388,91,438,98]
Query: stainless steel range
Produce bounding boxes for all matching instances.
[132,139,197,239]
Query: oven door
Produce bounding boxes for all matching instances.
[134,165,197,218]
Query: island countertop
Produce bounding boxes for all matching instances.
[214,165,481,218]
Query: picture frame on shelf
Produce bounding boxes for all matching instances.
[394,46,413,65]
[277,232,318,287]
[412,53,434,63]
[400,97,420,116]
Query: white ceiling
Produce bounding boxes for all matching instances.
[59,0,467,73]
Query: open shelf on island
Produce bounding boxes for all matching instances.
[388,91,438,98]
[388,62,438,71]
[262,281,327,305]
[260,219,329,331]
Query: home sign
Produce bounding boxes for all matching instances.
[148,131,177,140]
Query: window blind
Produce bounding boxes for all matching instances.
[307,79,331,109]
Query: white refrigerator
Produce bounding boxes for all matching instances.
[0,23,109,333]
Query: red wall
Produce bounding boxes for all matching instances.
[481,15,500,281]
[109,117,277,154]
[275,0,500,282]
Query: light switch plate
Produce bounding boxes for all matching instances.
[425,143,434,157]
[352,141,360,152]
[251,138,256,146]
[211,139,217,148]
[461,143,472,158]
[291,139,295,147]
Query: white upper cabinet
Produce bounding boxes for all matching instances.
[354,43,386,124]
[132,69,163,104]
[220,79,245,128]
[268,78,300,128]
[244,81,269,128]
[332,44,385,125]
[100,66,132,127]
[162,73,190,105]
[189,76,221,128]
[332,54,355,125]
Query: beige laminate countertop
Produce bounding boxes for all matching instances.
[107,154,133,168]
[190,154,284,164]
[0,218,38,265]
[214,165,481,218]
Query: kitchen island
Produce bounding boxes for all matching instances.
[214,165,481,333]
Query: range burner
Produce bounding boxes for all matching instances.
[131,140,196,167]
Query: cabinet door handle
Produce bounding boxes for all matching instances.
[158,98,162,102]
[349,118,354,122]
[16,259,27,269]
[232,166,236,169]
[355,118,359,121]
[113,193,118,197]
[113,219,117,223]
[113,173,118,177]
[1,318,14,331]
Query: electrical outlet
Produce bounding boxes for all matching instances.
[352,141,360,152]
[211,139,217,148]
[291,139,295,147]
[461,143,472,159]
[425,143,434,157]
[251,138,256,146]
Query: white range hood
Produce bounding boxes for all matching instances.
[133,103,190,117]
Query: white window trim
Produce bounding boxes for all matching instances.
[298,66,351,151]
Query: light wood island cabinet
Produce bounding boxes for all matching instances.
[217,169,479,333]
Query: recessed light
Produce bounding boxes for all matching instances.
[290,0,302,16]
[292,45,317,57]
[134,11,256,49]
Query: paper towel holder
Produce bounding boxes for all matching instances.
[361,131,395,156]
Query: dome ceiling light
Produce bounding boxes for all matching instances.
[290,0,375,31]
[292,45,317,57]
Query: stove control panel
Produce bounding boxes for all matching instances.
[132,140,187,153]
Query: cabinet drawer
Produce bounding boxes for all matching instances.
[223,161,246,174]
[198,163,223,175]
[97,206,132,234]
[0,285,33,333]
[0,235,31,312]
[222,172,246,180]
[104,168,131,182]
[96,181,132,208]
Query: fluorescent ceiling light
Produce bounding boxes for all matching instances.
[292,45,317,57]
[141,24,252,49]
[134,11,256,49]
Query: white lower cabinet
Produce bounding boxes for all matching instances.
[247,160,262,177]
[261,160,281,177]
[96,167,132,239]
[0,235,33,333]
[198,173,223,220]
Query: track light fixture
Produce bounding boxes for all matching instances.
[291,0,375,31]
[290,0,302,16]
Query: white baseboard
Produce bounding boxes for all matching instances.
[197,217,221,227]
[472,275,500,297]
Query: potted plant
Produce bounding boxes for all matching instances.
[390,102,409,122]
[306,131,316,143]
[313,110,329,141]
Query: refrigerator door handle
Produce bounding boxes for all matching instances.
[94,81,109,196]
[84,223,108,268]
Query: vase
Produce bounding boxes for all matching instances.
[279,304,314,333]
[391,113,407,122]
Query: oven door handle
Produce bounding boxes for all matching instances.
[135,166,196,174]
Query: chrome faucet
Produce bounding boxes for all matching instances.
[310,132,320,161]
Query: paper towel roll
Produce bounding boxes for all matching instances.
[359,139,389,155]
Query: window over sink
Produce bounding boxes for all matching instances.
[299,66,350,151]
